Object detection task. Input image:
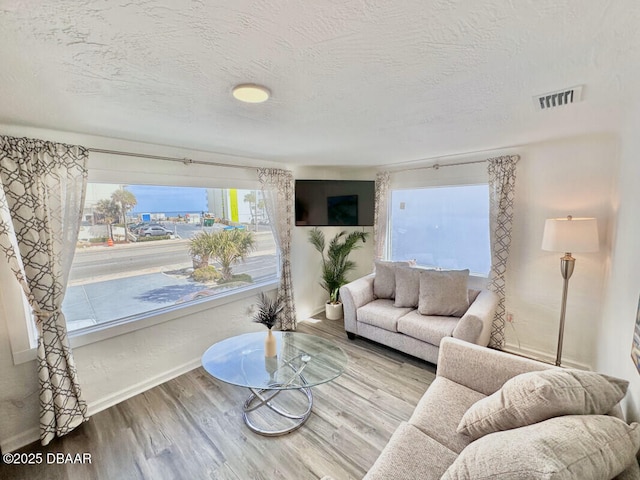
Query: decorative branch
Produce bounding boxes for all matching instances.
[252,292,283,330]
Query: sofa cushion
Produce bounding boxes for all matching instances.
[457,368,630,440]
[358,299,413,332]
[397,310,459,346]
[615,461,640,480]
[442,415,640,480]
[364,422,458,480]
[409,377,486,454]
[373,261,412,299]
[418,269,470,317]
[394,266,421,308]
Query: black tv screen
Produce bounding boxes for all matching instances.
[295,180,375,226]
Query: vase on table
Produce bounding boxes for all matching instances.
[265,329,277,357]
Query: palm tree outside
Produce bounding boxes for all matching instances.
[189,229,256,281]
[94,198,119,241]
[111,188,137,242]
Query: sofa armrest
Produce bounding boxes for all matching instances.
[436,337,556,396]
[340,274,375,334]
[452,290,499,346]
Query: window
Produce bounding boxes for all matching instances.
[389,184,490,275]
[62,183,278,333]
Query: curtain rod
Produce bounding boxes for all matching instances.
[380,140,525,172]
[87,147,258,171]
[391,157,487,173]
[384,154,520,174]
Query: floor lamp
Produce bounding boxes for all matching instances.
[542,216,599,366]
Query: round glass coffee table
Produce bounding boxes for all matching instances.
[201,331,348,436]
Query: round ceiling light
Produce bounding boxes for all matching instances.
[232,84,270,103]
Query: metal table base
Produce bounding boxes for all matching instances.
[242,383,313,436]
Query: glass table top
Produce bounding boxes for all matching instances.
[201,331,348,390]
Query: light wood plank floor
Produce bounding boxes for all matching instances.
[1,315,436,480]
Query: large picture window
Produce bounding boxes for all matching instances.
[62,183,278,332]
[389,184,490,275]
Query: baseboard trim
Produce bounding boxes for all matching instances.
[1,427,40,454]
[86,357,202,416]
[1,357,202,453]
[503,342,592,370]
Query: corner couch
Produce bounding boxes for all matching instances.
[326,337,640,479]
[340,263,499,364]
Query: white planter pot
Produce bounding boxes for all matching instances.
[325,302,343,320]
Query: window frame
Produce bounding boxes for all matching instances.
[387,182,491,276]
[1,257,39,364]
[4,152,279,365]
[385,161,492,282]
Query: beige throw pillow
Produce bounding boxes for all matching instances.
[393,266,421,308]
[417,269,469,317]
[458,369,629,440]
[373,261,411,299]
[443,415,640,480]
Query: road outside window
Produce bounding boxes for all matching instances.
[389,184,490,275]
[62,183,277,332]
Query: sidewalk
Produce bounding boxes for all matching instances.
[64,271,203,330]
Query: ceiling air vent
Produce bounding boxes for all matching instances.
[534,85,583,110]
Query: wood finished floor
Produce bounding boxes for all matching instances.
[1,315,436,480]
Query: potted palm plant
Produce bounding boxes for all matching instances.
[308,228,368,320]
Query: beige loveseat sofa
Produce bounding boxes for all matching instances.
[340,263,499,364]
[361,337,640,479]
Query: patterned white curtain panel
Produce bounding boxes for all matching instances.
[374,171,391,261]
[0,135,89,445]
[258,168,297,330]
[487,155,520,349]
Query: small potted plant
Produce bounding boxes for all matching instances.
[308,228,368,320]
[252,292,283,357]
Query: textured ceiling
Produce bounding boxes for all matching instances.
[1,0,639,166]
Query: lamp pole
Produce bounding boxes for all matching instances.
[556,252,575,366]
[542,215,598,368]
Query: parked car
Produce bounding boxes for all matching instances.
[131,223,163,234]
[128,222,150,232]
[138,225,173,237]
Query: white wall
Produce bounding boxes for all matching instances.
[506,134,618,367]
[597,115,640,422]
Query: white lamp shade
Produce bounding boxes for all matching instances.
[542,217,599,253]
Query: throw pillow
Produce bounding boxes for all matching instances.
[373,261,411,299]
[457,369,629,440]
[468,289,481,305]
[394,266,421,308]
[442,415,640,480]
[417,269,469,317]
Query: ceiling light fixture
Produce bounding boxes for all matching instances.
[232,84,270,103]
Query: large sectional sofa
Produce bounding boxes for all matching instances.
[340,262,499,364]
[323,337,640,479]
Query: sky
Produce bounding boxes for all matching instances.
[85,183,208,214]
[128,185,208,215]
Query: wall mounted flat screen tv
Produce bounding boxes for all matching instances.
[295,180,375,226]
